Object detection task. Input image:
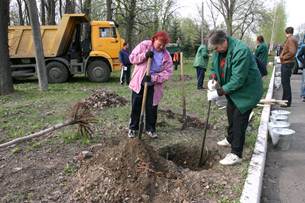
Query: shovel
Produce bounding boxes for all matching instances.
[138,57,152,139]
[180,52,187,130]
[198,100,211,166]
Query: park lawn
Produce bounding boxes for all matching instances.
[0,58,272,202]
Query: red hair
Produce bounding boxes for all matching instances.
[151,31,170,44]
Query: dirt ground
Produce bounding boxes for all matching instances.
[0,89,255,202]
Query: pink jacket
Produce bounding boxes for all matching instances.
[129,40,173,106]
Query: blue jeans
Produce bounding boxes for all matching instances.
[300,69,305,97]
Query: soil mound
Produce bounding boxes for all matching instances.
[71,139,180,202]
[84,89,128,110]
[159,109,209,129]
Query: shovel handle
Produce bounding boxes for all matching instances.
[180,52,187,128]
[199,100,211,166]
[138,57,152,139]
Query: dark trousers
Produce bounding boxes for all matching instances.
[120,66,131,85]
[174,62,179,70]
[196,67,205,89]
[129,85,158,133]
[281,62,294,106]
[226,100,252,158]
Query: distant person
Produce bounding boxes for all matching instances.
[128,31,173,138]
[297,43,305,102]
[119,42,132,85]
[254,36,268,77]
[207,30,263,166]
[255,35,268,66]
[276,44,283,56]
[193,39,209,89]
[279,27,298,107]
[173,51,180,70]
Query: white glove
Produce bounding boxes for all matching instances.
[207,89,219,101]
[207,80,217,90]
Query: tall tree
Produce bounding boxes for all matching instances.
[83,0,91,19]
[41,0,46,25]
[116,0,137,46]
[46,0,56,25]
[65,0,75,13]
[0,0,14,95]
[26,0,48,91]
[59,0,63,18]
[16,0,25,25]
[206,0,219,30]
[259,0,286,46]
[179,17,200,56]
[159,0,177,31]
[169,17,181,43]
[24,0,30,24]
[209,0,264,38]
[106,0,113,20]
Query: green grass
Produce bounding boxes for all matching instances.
[0,58,273,202]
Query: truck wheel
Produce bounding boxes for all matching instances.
[87,60,110,82]
[47,61,69,83]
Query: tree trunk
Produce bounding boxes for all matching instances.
[25,0,48,91]
[125,0,136,47]
[65,0,75,13]
[47,0,56,25]
[24,1,30,25]
[153,0,159,33]
[79,0,83,12]
[16,0,25,25]
[106,0,112,20]
[41,0,46,25]
[59,0,63,18]
[0,0,14,95]
[83,0,91,19]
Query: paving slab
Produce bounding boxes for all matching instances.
[262,71,305,203]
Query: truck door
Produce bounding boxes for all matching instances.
[97,27,120,58]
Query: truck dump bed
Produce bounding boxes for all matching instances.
[8,14,89,58]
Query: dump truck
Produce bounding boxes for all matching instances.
[8,14,125,83]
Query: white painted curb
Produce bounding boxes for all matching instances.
[240,64,276,203]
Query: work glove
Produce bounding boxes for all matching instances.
[145,51,154,59]
[207,89,219,101]
[207,80,218,90]
[143,75,151,83]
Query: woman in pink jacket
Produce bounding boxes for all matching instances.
[128,31,173,138]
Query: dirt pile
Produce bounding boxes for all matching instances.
[84,89,128,110]
[69,138,233,202]
[159,108,209,129]
[70,139,180,202]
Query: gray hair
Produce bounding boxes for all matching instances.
[208,30,227,46]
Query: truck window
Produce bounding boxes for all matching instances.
[99,27,117,38]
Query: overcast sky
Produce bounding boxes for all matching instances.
[176,0,305,33]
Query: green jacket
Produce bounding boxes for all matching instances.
[193,44,209,69]
[255,42,268,65]
[211,37,263,113]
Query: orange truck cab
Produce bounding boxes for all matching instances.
[8,14,125,83]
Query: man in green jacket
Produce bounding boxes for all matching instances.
[193,40,209,89]
[255,35,268,66]
[207,30,263,166]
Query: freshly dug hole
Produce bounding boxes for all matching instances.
[159,143,221,170]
